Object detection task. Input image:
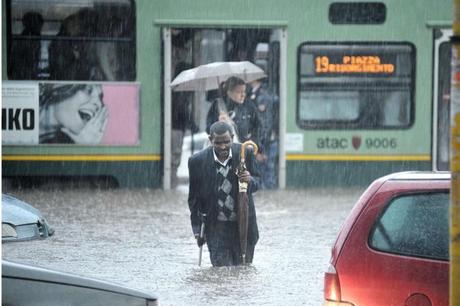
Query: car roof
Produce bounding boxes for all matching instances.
[382,171,451,181]
[2,260,158,301]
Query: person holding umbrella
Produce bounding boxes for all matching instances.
[188,121,260,266]
[206,76,261,146]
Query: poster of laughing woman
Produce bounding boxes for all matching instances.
[2,82,140,145]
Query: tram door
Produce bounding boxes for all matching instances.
[433,29,452,171]
[164,27,283,189]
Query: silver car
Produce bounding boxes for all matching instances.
[2,194,55,242]
[3,260,159,306]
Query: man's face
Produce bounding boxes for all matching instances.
[210,131,233,160]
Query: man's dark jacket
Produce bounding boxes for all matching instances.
[188,143,259,246]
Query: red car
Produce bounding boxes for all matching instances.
[324,171,450,306]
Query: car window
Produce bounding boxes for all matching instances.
[369,192,449,261]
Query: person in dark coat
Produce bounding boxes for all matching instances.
[188,121,260,266]
[248,78,279,189]
[48,8,97,80]
[8,11,44,79]
[206,77,260,146]
[171,62,199,187]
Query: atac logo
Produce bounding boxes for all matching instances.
[352,136,361,150]
[316,136,364,150]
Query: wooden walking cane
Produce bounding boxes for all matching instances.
[237,140,258,264]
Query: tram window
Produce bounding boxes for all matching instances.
[299,91,359,121]
[329,2,386,25]
[297,42,415,129]
[7,0,136,81]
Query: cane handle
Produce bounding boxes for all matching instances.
[240,140,258,162]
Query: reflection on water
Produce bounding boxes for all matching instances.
[2,184,363,306]
[187,265,258,284]
[186,266,259,303]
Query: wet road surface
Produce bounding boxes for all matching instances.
[2,183,363,306]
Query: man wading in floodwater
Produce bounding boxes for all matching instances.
[188,121,260,266]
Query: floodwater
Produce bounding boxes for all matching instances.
[2,182,363,306]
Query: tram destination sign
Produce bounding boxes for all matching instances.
[298,43,413,78]
[314,55,395,74]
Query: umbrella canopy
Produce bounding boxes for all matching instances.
[170,61,266,92]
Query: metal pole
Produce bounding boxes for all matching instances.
[278,28,287,189]
[450,2,460,305]
[163,28,172,190]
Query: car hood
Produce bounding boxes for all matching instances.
[2,194,45,225]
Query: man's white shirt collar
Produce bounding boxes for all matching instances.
[213,148,232,166]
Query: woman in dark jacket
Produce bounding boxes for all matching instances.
[206,76,260,145]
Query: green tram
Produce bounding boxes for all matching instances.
[1,0,453,188]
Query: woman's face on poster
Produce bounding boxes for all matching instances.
[54,85,103,134]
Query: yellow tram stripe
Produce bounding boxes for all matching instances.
[2,155,162,161]
[286,154,431,161]
[3,154,431,162]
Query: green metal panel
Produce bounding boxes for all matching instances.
[3,160,162,188]
[286,160,432,187]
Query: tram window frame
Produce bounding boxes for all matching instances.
[435,41,451,171]
[296,42,416,130]
[6,0,136,81]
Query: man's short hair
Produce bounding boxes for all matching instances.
[209,121,233,138]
